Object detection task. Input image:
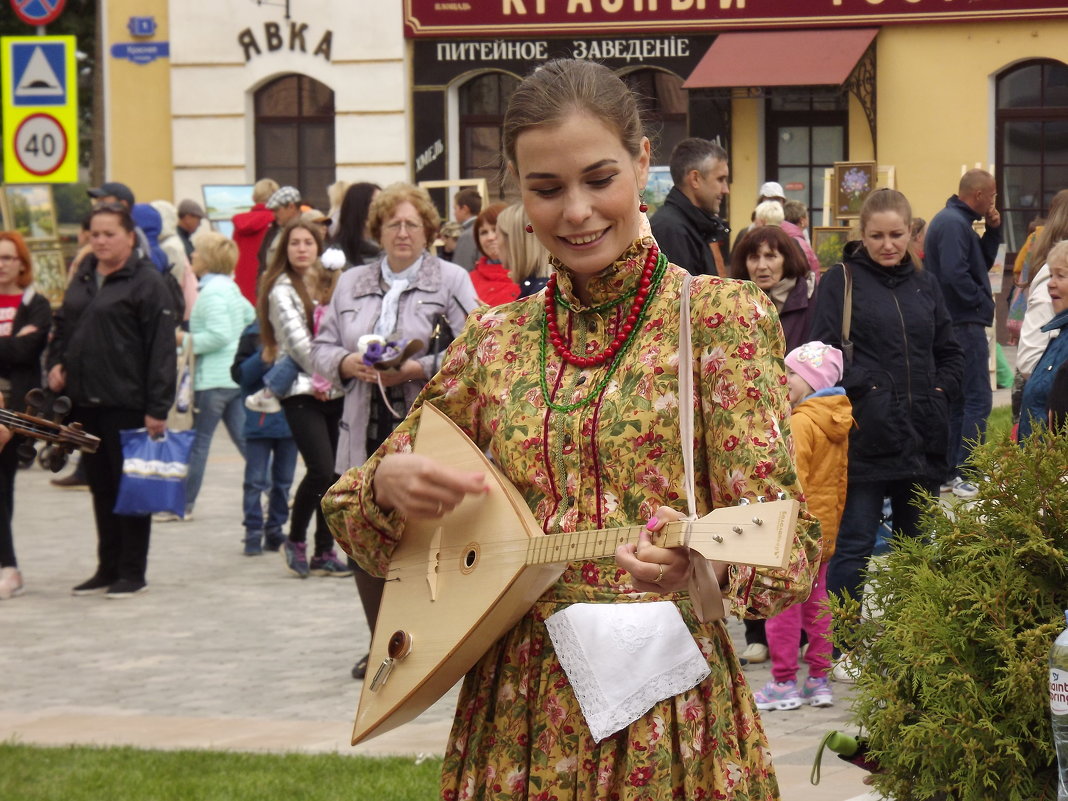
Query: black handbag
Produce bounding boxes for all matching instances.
[428,312,455,371]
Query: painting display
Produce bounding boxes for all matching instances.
[832,161,877,220]
[812,226,852,271]
[1,185,58,242]
[29,247,67,307]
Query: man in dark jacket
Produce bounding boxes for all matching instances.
[649,138,730,277]
[924,169,1001,498]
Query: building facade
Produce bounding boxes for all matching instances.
[97,1,1067,260]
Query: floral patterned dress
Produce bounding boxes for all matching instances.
[324,237,821,801]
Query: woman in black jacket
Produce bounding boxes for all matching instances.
[0,231,51,600]
[48,205,177,599]
[810,189,963,620]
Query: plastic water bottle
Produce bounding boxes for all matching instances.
[1050,610,1068,800]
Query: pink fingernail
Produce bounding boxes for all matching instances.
[646,517,659,531]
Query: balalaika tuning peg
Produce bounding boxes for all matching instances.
[51,395,72,420]
[737,498,751,506]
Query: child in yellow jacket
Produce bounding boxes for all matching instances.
[755,341,853,711]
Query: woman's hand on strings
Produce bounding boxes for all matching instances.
[373,453,489,519]
[616,505,692,594]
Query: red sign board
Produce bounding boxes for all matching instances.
[405,0,1068,37]
[10,0,66,27]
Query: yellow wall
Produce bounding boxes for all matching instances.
[877,19,1063,223]
[105,0,173,202]
[728,96,761,240]
[725,19,1067,235]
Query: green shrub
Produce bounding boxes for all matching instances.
[831,431,1068,800]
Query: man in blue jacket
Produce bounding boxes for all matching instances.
[924,169,1002,498]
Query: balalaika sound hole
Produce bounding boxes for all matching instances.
[460,543,480,574]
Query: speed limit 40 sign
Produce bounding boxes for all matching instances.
[1,35,78,183]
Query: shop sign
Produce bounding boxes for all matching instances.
[405,0,1068,37]
[413,33,710,85]
[434,35,690,63]
[238,21,333,62]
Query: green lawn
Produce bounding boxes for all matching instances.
[0,744,442,801]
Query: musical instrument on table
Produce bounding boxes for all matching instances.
[6,389,100,471]
[351,403,799,745]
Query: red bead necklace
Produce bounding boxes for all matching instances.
[544,244,660,368]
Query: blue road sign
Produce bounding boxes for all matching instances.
[11,40,66,107]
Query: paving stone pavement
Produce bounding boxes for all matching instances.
[0,434,878,800]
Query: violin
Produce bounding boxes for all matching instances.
[6,389,100,472]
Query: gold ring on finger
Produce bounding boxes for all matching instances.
[654,563,664,585]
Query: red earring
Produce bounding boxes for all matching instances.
[525,224,534,233]
[638,194,648,213]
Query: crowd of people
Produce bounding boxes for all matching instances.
[1,54,1066,801]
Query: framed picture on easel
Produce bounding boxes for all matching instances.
[812,226,852,272]
[831,162,877,220]
[1,184,58,243]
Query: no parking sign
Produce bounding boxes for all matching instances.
[1,35,78,183]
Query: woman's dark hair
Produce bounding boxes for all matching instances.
[335,182,381,264]
[729,226,810,283]
[474,202,507,259]
[257,220,325,358]
[89,203,137,234]
[503,59,645,170]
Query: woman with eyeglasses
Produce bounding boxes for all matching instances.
[0,232,52,600]
[312,182,477,679]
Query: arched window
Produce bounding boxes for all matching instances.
[459,72,519,201]
[254,74,335,212]
[621,68,688,167]
[997,59,1068,253]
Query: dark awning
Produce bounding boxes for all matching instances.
[684,28,879,89]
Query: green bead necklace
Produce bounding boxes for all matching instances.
[538,253,668,413]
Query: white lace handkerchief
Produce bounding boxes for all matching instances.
[544,601,711,742]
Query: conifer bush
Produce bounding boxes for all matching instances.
[830,431,1068,800]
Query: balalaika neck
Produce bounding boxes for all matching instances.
[524,521,689,566]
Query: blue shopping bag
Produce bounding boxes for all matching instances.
[113,428,196,517]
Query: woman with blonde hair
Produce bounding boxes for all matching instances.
[258,220,349,579]
[496,202,550,297]
[1012,189,1068,419]
[175,232,256,521]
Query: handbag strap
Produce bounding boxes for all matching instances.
[677,273,724,623]
[839,263,855,366]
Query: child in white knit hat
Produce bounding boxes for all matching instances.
[755,342,853,712]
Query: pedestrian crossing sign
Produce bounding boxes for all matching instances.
[1,36,78,183]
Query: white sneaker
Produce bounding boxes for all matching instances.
[245,388,282,414]
[832,655,859,683]
[741,642,769,663]
[0,566,24,600]
[945,476,979,499]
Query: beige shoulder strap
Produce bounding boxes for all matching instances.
[678,273,725,623]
